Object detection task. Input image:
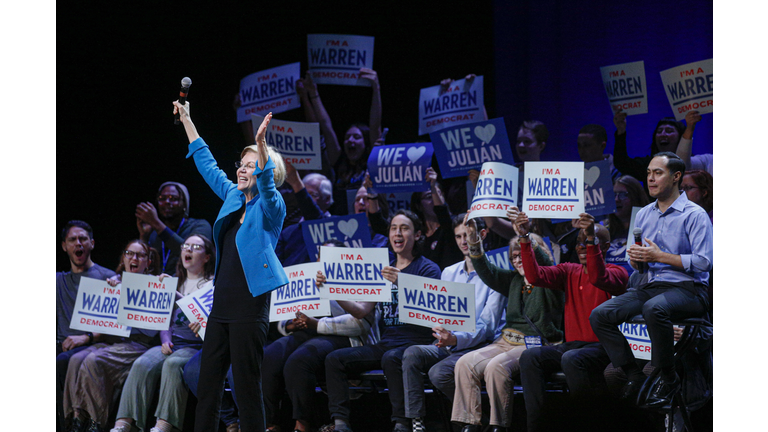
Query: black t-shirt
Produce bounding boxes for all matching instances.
[209,211,269,323]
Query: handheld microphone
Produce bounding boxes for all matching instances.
[175,77,192,125]
[632,227,647,273]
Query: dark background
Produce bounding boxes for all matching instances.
[57,1,713,272]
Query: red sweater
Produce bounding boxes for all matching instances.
[520,242,628,343]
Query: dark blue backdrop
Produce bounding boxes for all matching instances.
[492,0,714,163]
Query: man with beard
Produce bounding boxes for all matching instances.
[136,181,212,275]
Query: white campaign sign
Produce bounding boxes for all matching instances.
[307,34,374,86]
[522,162,585,219]
[237,62,301,123]
[176,284,215,340]
[270,262,330,322]
[70,277,131,337]
[659,58,713,121]
[600,60,648,115]
[117,273,177,331]
[418,76,485,136]
[620,322,652,360]
[319,246,391,302]
[250,115,322,170]
[467,162,519,220]
[397,273,476,332]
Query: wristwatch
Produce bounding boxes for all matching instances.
[586,236,599,245]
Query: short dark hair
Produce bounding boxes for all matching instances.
[652,151,686,188]
[578,124,608,144]
[451,213,486,231]
[61,220,93,242]
[390,209,425,257]
[519,120,549,144]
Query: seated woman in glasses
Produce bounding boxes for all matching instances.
[63,239,162,432]
[111,234,215,432]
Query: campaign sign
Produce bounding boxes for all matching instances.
[250,114,322,170]
[117,273,177,331]
[600,60,648,115]
[397,273,476,332]
[429,117,515,178]
[584,160,616,217]
[419,76,485,136]
[368,143,434,194]
[468,162,519,220]
[270,262,329,322]
[302,213,373,262]
[237,62,300,123]
[486,246,512,271]
[620,322,652,360]
[523,162,585,219]
[659,58,713,121]
[320,246,391,302]
[176,284,215,340]
[307,34,374,86]
[70,277,131,337]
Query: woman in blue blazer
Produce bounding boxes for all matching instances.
[173,100,288,432]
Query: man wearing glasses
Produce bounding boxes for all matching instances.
[136,181,212,275]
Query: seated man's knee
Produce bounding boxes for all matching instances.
[519,347,542,370]
[381,349,403,371]
[642,298,670,324]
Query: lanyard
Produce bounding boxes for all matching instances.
[161,218,186,272]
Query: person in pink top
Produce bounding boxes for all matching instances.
[515,212,629,432]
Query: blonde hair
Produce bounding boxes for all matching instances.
[509,233,554,263]
[241,145,286,188]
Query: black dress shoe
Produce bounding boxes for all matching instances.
[619,379,643,403]
[646,375,681,407]
[459,425,481,432]
[490,427,509,432]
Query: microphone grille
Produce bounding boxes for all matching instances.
[633,227,642,236]
[181,77,192,87]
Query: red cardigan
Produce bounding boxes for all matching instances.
[520,242,628,343]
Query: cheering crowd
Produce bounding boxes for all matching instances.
[56,67,713,432]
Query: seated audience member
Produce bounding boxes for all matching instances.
[110,234,215,432]
[603,175,650,275]
[393,215,506,432]
[318,210,441,432]
[451,223,565,432]
[264,239,378,432]
[613,110,711,193]
[589,152,712,408]
[681,170,713,223]
[516,212,628,432]
[136,181,212,275]
[577,123,622,182]
[63,240,162,432]
[352,184,390,248]
[410,167,463,270]
[57,221,117,430]
[275,167,334,266]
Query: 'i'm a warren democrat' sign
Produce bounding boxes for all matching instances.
[320,246,391,302]
[118,273,177,331]
[600,60,648,115]
[418,76,484,136]
[523,162,585,219]
[307,34,374,86]
[250,114,322,170]
[270,262,329,322]
[660,58,713,121]
[70,277,131,337]
[237,63,300,123]
[397,273,476,332]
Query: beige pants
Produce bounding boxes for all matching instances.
[451,336,527,427]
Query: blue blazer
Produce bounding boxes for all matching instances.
[187,137,288,297]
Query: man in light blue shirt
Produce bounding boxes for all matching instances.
[396,215,506,432]
[590,152,712,408]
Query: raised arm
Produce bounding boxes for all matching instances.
[360,68,382,144]
[676,110,702,170]
[302,72,342,166]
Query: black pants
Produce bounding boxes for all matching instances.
[519,341,610,432]
[589,282,708,370]
[195,297,269,432]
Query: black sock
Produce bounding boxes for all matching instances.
[621,362,646,382]
[660,366,678,382]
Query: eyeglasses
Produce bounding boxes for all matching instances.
[615,192,630,200]
[181,243,204,252]
[235,161,256,170]
[124,250,148,260]
[157,194,181,203]
[680,186,700,192]
[510,253,522,262]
